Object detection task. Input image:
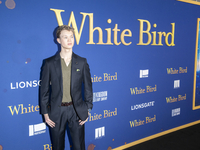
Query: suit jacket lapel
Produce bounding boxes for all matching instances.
[54,53,63,94]
[71,52,78,94]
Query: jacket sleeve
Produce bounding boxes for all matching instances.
[83,59,93,111]
[39,60,50,114]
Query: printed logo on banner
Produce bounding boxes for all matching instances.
[51,9,176,47]
[131,101,155,110]
[129,115,156,128]
[166,94,186,103]
[10,80,41,90]
[91,72,117,83]
[93,91,107,102]
[89,108,117,122]
[174,80,180,89]
[130,84,157,95]
[172,108,180,117]
[43,144,52,150]
[29,122,46,136]
[166,67,187,74]
[140,69,149,78]
[95,126,105,139]
[8,104,39,115]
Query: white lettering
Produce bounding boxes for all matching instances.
[10,80,41,90]
[19,81,25,88]
[131,101,155,110]
[10,83,16,89]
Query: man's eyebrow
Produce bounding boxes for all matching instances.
[62,34,73,36]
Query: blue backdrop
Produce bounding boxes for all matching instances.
[1,0,200,149]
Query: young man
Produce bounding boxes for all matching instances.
[40,25,93,150]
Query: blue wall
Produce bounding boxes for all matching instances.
[1,0,200,149]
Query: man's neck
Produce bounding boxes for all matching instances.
[60,49,72,59]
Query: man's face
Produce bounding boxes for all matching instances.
[57,30,74,51]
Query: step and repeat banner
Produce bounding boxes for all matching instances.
[1,0,200,149]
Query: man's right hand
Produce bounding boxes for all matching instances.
[44,114,55,128]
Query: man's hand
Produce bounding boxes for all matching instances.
[79,112,89,125]
[79,117,88,126]
[44,114,55,128]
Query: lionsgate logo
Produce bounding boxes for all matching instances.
[174,80,180,89]
[29,122,46,136]
[11,80,41,90]
[93,91,107,102]
[172,108,180,117]
[131,101,155,111]
[140,69,149,78]
[95,126,105,139]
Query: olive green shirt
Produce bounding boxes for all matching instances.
[61,58,72,103]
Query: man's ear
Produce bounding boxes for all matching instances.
[57,38,61,44]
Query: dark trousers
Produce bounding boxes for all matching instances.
[50,105,85,150]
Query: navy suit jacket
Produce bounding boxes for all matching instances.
[39,52,93,121]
